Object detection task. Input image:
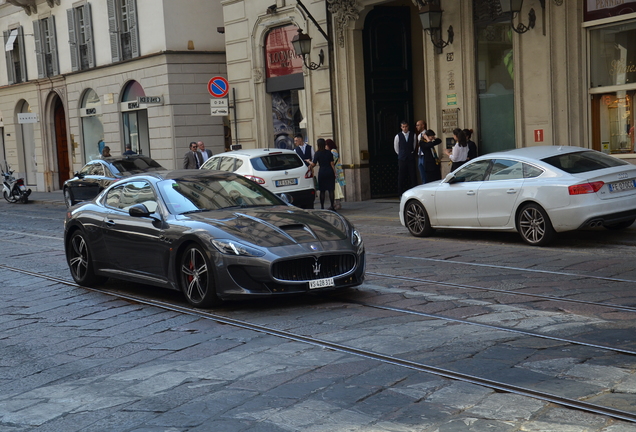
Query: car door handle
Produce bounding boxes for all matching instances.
[105,219,115,226]
[507,189,517,194]
[467,191,475,196]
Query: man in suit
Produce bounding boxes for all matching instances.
[394,120,417,195]
[294,134,314,167]
[198,141,212,162]
[183,141,203,169]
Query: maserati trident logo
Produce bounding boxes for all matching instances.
[312,261,321,276]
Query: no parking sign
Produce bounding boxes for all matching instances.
[208,76,229,98]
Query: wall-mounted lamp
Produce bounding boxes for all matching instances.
[417,0,453,51]
[499,0,536,34]
[291,28,324,70]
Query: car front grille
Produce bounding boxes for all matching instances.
[272,254,356,281]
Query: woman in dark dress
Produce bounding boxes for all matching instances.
[309,138,336,210]
[464,128,478,160]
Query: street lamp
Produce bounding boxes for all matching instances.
[499,0,536,34]
[291,28,324,71]
[417,0,453,51]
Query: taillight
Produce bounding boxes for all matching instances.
[304,170,314,179]
[568,181,604,195]
[16,179,24,186]
[245,175,265,184]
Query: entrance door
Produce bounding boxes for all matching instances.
[364,6,413,198]
[54,99,70,188]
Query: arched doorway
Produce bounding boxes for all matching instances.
[363,6,414,198]
[120,80,150,156]
[53,96,71,188]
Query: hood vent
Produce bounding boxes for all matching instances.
[279,224,317,242]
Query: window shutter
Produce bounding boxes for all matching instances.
[17,26,27,82]
[50,16,59,76]
[127,0,139,58]
[3,30,15,85]
[85,3,95,68]
[67,8,79,72]
[107,0,120,63]
[33,20,45,78]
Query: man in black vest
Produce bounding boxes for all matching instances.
[394,120,417,194]
[294,134,314,167]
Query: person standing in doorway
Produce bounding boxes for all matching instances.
[123,144,136,155]
[183,142,203,169]
[421,129,442,183]
[326,139,345,210]
[415,120,428,184]
[309,138,336,210]
[198,141,212,162]
[394,120,417,194]
[294,134,314,167]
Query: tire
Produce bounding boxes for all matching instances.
[404,200,434,237]
[604,218,635,230]
[3,189,17,203]
[67,230,107,286]
[179,244,219,307]
[64,188,75,208]
[516,203,555,246]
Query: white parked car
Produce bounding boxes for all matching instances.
[200,148,315,209]
[400,146,636,246]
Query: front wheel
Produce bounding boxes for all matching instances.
[64,188,75,208]
[67,230,107,286]
[3,189,17,203]
[404,200,434,237]
[517,203,555,246]
[179,245,219,308]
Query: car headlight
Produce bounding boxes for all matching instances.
[210,239,265,257]
[351,229,362,247]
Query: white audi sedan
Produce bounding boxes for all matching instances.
[400,146,636,246]
[200,148,315,209]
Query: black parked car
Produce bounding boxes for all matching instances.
[64,170,365,307]
[63,155,164,207]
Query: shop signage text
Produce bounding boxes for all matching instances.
[585,0,636,20]
[609,59,636,76]
[138,96,163,104]
[265,25,303,79]
[17,113,38,124]
[442,108,459,133]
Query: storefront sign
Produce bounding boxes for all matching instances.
[585,0,636,21]
[17,113,38,124]
[265,26,303,79]
[446,94,457,106]
[138,96,163,104]
[442,108,459,133]
[80,106,102,117]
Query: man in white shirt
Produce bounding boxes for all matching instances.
[394,120,417,194]
[198,141,212,162]
[294,134,314,167]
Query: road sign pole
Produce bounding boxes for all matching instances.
[233,88,239,149]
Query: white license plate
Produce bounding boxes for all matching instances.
[275,178,298,187]
[609,179,636,193]
[309,278,334,289]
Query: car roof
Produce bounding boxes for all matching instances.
[213,148,298,158]
[483,145,592,161]
[124,169,236,182]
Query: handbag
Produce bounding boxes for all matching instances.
[431,147,440,165]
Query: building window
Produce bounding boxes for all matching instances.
[120,81,149,156]
[80,89,104,162]
[3,27,27,84]
[107,0,139,62]
[589,20,636,154]
[67,3,95,71]
[33,17,59,78]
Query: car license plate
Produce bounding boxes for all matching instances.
[309,278,334,289]
[275,178,298,187]
[609,179,636,193]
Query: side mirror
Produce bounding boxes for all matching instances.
[279,193,294,205]
[444,173,456,184]
[129,203,152,218]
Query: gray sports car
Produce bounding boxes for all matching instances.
[64,170,365,307]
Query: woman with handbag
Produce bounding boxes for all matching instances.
[326,139,345,209]
[420,130,442,183]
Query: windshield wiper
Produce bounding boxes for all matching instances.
[180,209,211,215]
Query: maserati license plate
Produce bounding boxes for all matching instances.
[309,278,334,289]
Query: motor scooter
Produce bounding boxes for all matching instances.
[2,162,31,204]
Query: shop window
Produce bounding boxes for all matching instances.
[3,26,27,84]
[107,0,139,62]
[272,90,304,149]
[67,3,95,71]
[590,20,636,88]
[120,81,149,156]
[593,91,634,154]
[80,89,104,162]
[34,16,59,78]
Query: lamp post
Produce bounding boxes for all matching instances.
[499,0,536,34]
[417,1,453,51]
[291,28,324,71]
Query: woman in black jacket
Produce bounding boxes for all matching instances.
[419,129,442,183]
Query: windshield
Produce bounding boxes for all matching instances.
[111,157,164,174]
[156,174,285,214]
[542,151,627,174]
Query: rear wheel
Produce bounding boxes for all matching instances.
[517,203,555,246]
[404,200,434,237]
[604,218,635,230]
[67,231,107,286]
[179,245,219,307]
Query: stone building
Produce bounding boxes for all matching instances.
[221,0,636,200]
[0,0,226,192]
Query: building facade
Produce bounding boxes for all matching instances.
[1,0,226,192]
[221,0,636,201]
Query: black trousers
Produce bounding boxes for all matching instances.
[398,157,417,195]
